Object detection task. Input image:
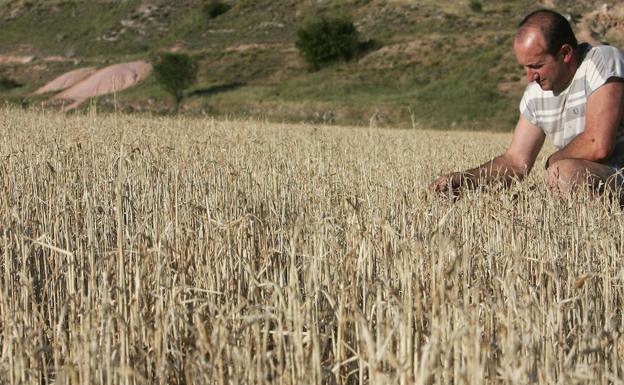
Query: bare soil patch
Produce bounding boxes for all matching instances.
[53,60,152,110]
[0,55,35,64]
[34,67,96,95]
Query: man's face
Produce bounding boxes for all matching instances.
[514,30,568,93]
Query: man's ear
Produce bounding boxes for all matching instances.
[559,44,574,63]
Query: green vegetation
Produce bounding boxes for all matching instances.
[295,15,360,71]
[0,1,140,56]
[469,0,483,12]
[153,52,198,113]
[0,0,620,129]
[203,0,231,19]
[0,75,21,91]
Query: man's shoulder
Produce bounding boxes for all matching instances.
[584,43,624,64]
[580,43,624,87]
[521,82,546,101]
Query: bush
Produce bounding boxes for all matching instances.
[153,52,198,113]
[0,75,21,91]
[295,15,360,71]
[469,0,483,12]
[204,0,230,19]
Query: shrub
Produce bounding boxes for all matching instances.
[469,0,483,12]
[0,75,21,91]
[204,0,230,19]
[153,52,198,113]
[295,15,360,71]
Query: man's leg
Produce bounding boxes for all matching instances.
[545,158,622,194]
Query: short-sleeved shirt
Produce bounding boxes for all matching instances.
[519,43,624,167]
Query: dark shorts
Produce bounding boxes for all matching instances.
[603,153,624,187]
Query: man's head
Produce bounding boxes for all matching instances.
[514,10,579,93]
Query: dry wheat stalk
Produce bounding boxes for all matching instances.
[0,106,622,384]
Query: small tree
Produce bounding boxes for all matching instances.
[153,52,198,113]
[204,0,230,19]
[295,15,360,71]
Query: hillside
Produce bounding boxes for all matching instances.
[0,0,623,129]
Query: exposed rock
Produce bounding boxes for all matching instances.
[65,49,78,59]
[34,67,97,94]
[0,55,36,64]
[98,3,172,42]
[259,21,285,29]
[53,60,152,110]
[577,3,624,46]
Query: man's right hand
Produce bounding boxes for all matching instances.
[429,172,465,196]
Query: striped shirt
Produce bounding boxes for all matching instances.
[519,43,624,159]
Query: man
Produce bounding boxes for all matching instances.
[431,9,624,196]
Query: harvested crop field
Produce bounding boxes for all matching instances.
[1,107,624,384]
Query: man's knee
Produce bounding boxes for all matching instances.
[545,159,592,192]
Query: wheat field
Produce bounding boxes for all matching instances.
[1,106,624,384]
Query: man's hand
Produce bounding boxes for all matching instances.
[429,116,544,199]
[430,172,470,197]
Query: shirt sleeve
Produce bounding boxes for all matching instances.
[585,46,624,95]
[519,89,537,125]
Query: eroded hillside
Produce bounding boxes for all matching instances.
[0,0,622,128]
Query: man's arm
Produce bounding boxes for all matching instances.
[430,115,545,194]
[546,78,624,167]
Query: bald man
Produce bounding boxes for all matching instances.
[431,9,624,196]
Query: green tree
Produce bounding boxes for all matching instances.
[153,52,198,113]
[295,15,360,71]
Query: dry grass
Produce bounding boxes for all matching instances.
[1,106,624,384]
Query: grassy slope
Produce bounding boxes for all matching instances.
[0,0,613,129]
